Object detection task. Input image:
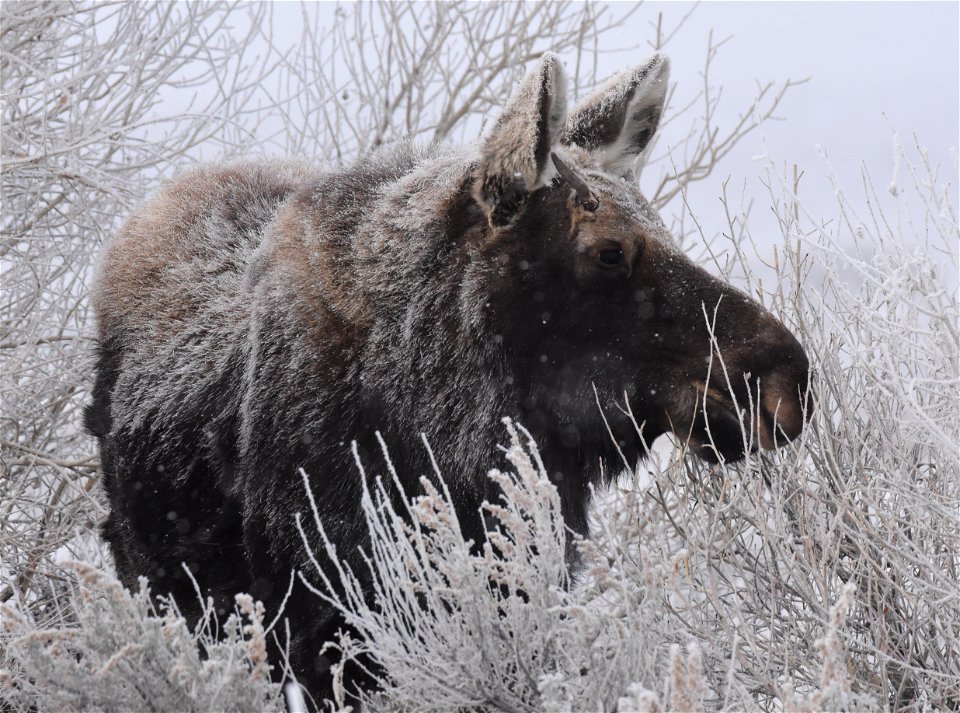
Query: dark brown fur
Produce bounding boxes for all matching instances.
[86,53,810,699]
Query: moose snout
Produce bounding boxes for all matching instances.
[756,361,812,447]
[733,330,812,450]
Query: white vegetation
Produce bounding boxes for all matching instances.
[2,2,957,712]
[1,563,282,712]
[1,0,277,612]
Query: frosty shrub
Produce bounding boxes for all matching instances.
[1,0,276,612]
[1,563,283,712]
[298,425,732,712]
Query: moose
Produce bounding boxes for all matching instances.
[86,53,810,698]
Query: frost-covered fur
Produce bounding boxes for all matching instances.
[86,52,810,698]
[475,53,567,224]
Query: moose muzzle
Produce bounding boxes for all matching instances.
[688,318,812,463]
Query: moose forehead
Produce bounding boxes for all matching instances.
[551,150,670,253]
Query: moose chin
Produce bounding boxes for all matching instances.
[86,51,811,699]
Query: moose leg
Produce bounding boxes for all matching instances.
[241,454,392,708]
[241,477,351,705]
[101,442,249,626]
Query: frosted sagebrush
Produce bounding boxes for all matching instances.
[298,422,669,712]
[0,563,283,713]
[302,423,890,712]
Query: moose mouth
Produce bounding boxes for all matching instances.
[679,380,802,464]
[685,390,753,463]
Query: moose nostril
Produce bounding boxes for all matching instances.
[727,331,812,449]
[761,389,803,444]
[756,359,813,447]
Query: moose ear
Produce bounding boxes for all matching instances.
[561,54,669,178]
[474,53,568,227]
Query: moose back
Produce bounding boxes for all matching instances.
[87,53,810,694]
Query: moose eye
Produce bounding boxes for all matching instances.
[597,247,624,266]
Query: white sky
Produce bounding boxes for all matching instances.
[607,2,958,270]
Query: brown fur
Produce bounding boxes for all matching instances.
[87,53,810,699]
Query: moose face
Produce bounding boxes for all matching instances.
[472,53,811,464]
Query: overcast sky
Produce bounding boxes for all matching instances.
[604,2,958,272]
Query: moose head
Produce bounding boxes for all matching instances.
[469,52,811,466]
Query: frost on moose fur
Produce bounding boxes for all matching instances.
[86,51,811,698]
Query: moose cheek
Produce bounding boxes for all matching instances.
[632,288,656,320]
